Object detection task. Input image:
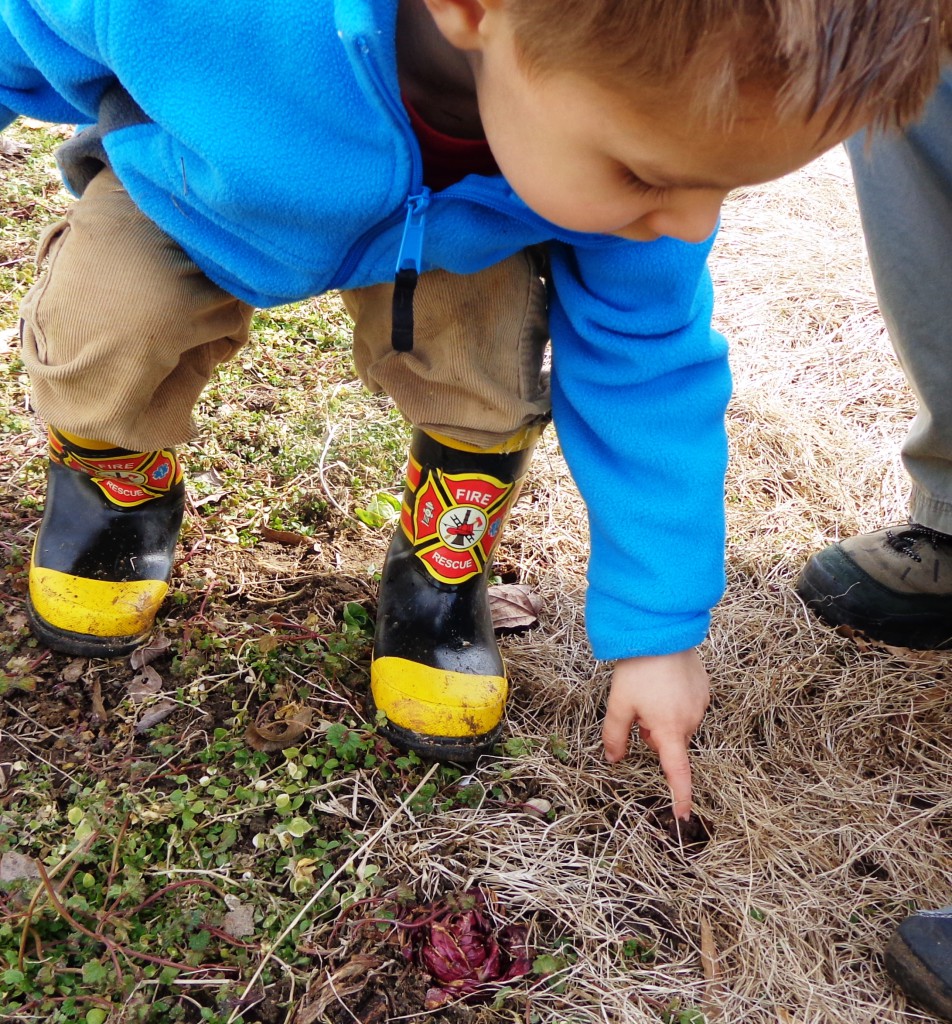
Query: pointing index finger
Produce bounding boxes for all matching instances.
[655,732,693,820]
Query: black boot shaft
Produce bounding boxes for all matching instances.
[375,529,502,676]
[36,459,185,583]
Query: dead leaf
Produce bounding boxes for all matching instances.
[700,914,726,1021]
[699,915,719,982]
[90,679,108,722]
[135,699,178,733]
[0,331,17,360]
[128,664,163,702]
[881,643,942,662]
[911,685,952,707]
[834,623,870,650]
[245,701,313,752]
[60,658,87,683]
[192,468,224,488]
[294,956,382,1024]
[258,635,281,654]
[488,584,542,633]
[0,851,41,881]
[19,118,72,137]
[191,489,229,508]
[189,469,229,507]
[130,633,171,669]
[0,135,29,159]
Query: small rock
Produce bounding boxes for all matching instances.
[223,903,256,938]
[0,851,41,881]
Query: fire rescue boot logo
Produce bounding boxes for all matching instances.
[49,431,182,508]
[402,462,515,584]
[438,505,487,550]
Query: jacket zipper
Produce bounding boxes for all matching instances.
[334,35,561,336]
[336,35,430,350]
[391,185,430,350]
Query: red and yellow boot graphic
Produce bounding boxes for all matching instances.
[371,427,539,761]
[27,427,185,657]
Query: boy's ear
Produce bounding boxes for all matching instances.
[420,0,499,50]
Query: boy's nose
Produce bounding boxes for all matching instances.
[644,194,725,244]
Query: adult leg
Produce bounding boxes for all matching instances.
[21,167,254,655]
[341,251,550,760]
[796,80,952,1021]
[797,72,952,648]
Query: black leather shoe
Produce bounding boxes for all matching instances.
[885,906,952,1021]
[796,524,952,648]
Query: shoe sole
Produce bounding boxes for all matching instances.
[374,711,502,764]
[26,593,150,659]
[796,550,952,649]
[885,931,952,1020]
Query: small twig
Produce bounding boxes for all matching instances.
[105,814,131,904]
[317,427,357,523]
[325,892,387,946]
[18,831,100,971]
[360,906,450,933]
[23,650,51,672]
[5,714,84,772]
[244,587,308,606]
[199,923,260,951]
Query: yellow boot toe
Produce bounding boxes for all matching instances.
[28,566,168,656]
[371,655,507,760]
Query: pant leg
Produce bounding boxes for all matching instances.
[846,70,952,533]
[19,167,255,451]
[341,249,551,450]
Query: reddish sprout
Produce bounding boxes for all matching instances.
[406,891,532,1009]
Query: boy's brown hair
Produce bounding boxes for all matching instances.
[505,0,951,130]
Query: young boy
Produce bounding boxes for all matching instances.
[0,0,947,819]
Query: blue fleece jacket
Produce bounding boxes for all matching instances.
[0,0,732,662]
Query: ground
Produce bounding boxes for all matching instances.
[1,124,950,1024]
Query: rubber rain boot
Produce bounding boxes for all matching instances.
[371,426,539,761]
[27,427,185,657]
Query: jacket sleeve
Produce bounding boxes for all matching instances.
[548,234,732,662]
[0,2,111,130]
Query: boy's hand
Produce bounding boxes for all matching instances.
[602,649,710,819]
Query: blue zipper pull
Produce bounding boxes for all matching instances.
[391,187,431,352]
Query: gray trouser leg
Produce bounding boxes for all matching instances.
[846,70,952,533]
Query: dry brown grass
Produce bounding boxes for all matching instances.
[465,147,952,1023]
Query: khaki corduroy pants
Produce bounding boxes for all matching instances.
[20,167,551,452]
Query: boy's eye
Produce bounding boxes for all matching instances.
[622,168,666,198]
